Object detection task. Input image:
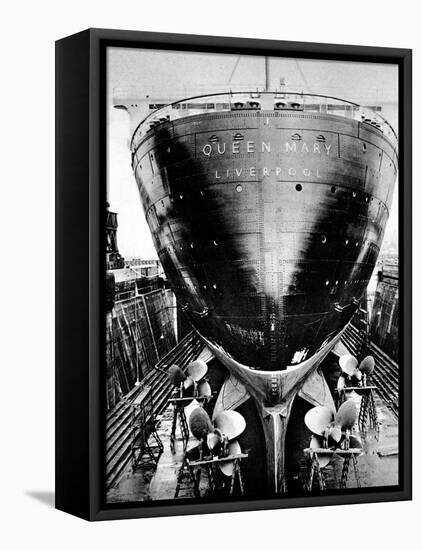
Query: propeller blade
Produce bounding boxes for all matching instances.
[183,376,194,390]
[328,424,342,443]
[304,406,334,436]
[339,354,358,376]
[337,375,346,391]
[213,410,246,440]
[184,399,200,424]
[335,400,357,430]
[189,406,213,441]
[167,364,186,387]
[187,359,208,382]
[219,440,241,476]
[310,435,332,468]
[206,432,221,454]
[359,355,375,376]
[353,369,363,382]
[198,380,212,397]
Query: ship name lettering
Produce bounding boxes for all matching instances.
[202,144,212,156]
[202,140,332,157]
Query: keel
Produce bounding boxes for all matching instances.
[258,398,295,494]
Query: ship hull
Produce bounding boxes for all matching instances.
[127,105,397,495]
[198,327,343,492]
[131,110,397,371]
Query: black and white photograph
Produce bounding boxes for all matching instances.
[2,0,419,543]
[105,45,401,506]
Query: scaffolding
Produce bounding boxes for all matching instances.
[131,385,163,472]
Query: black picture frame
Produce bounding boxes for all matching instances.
[55,28,412,521]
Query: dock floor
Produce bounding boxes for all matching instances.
[317,392,398,490]
[106,400,199,503]
[106,389,398,503]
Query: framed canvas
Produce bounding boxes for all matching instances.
[55,28,412,521]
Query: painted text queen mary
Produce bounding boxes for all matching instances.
[200,138,333,156]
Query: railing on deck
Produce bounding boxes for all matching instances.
[131,91,398,148]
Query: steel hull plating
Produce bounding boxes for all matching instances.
[131,110,397,371]
[201,327,343,492]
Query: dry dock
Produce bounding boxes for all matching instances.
[106,328,399,502]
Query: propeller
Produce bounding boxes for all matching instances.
[167,360,210,400]
[167,364,187,388]
[359,355,375,376]
[339,354,358,376]
[213,410,246,476]
[335,399,357,431]
[338,354,376,396]
[304,407,337,468]
[219,440,242,476]
[197,379,212,397]
[188,406,246,476]
[354,369,363,382]
[310,435,332,468]
[304,406,334,437]
[338,353,367,388]
[304,400,358,457]
[206,432,222,454]
[337,375,346,391]
[213,410,246,440]
[189,406,213,441]
[183,360,210,398]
